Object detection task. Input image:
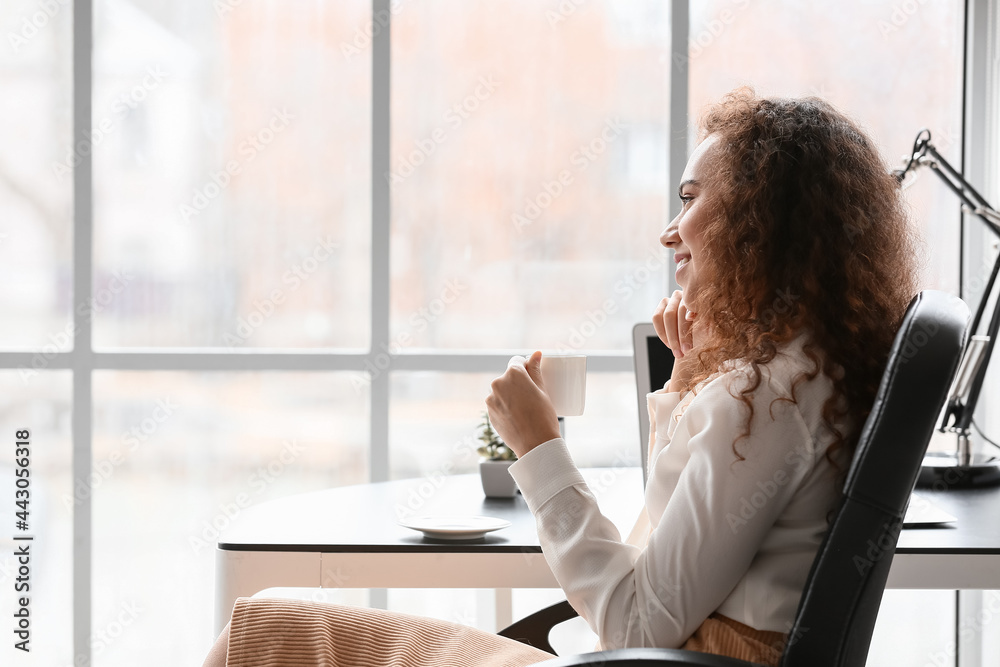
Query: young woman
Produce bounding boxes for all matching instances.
[203,89,918,667]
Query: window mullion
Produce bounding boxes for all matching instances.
[370,0,392,485]
[666,0,689,297]
[0,351,632,372]
[72,0,94,664]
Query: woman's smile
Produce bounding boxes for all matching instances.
[660,133,719,309]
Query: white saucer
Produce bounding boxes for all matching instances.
[399,516,511,541]
[904,492,958,526]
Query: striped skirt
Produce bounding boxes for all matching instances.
[224,597,786,667]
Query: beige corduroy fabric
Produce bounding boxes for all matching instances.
[225,596,787,667]
[680,612,786,667]
[225,597,553,667]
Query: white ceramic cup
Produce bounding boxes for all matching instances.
[540,354,587,416]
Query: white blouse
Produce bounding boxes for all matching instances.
[508,337,850,649]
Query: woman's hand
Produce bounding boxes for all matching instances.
[486,351,561,458]
[652,290,703,393]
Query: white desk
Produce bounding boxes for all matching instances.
[214,468,1000,635]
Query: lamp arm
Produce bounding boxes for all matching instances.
[923,143,997,214]
[968,254,1000,355]
[900,136,1000,340]
[918,150,1000,347]
[954,280,1000,433]
[977,208,1000,226]
[923,151,1000,239]
[939,255,999,432]
[899,133,1000,435]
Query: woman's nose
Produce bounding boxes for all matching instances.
[660,216,680,247]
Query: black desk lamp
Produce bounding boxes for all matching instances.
[893,129,1000,488]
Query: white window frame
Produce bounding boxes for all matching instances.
[0,1,689,662]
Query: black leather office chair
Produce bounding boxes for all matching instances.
[499,290,969,667]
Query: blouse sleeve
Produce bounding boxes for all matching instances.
[508,372,819,649]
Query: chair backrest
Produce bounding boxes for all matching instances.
[780,290,968,667]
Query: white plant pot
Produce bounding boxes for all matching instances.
[480,460,518,498]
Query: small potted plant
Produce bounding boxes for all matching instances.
[477,411,518,498]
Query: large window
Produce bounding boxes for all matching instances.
[0,1,985,666]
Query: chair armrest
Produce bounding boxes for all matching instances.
[498,603,759,667]
[497,600,579,654]
[532,648,759,667]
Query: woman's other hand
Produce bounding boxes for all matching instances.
[653,291,702,393]
[486,351,561,458]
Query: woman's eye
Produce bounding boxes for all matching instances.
[679,194,694,204]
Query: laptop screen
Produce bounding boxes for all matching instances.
[632,323,674,484]
[645,335,675,395]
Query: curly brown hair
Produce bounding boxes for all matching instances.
[686,88,919,463]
